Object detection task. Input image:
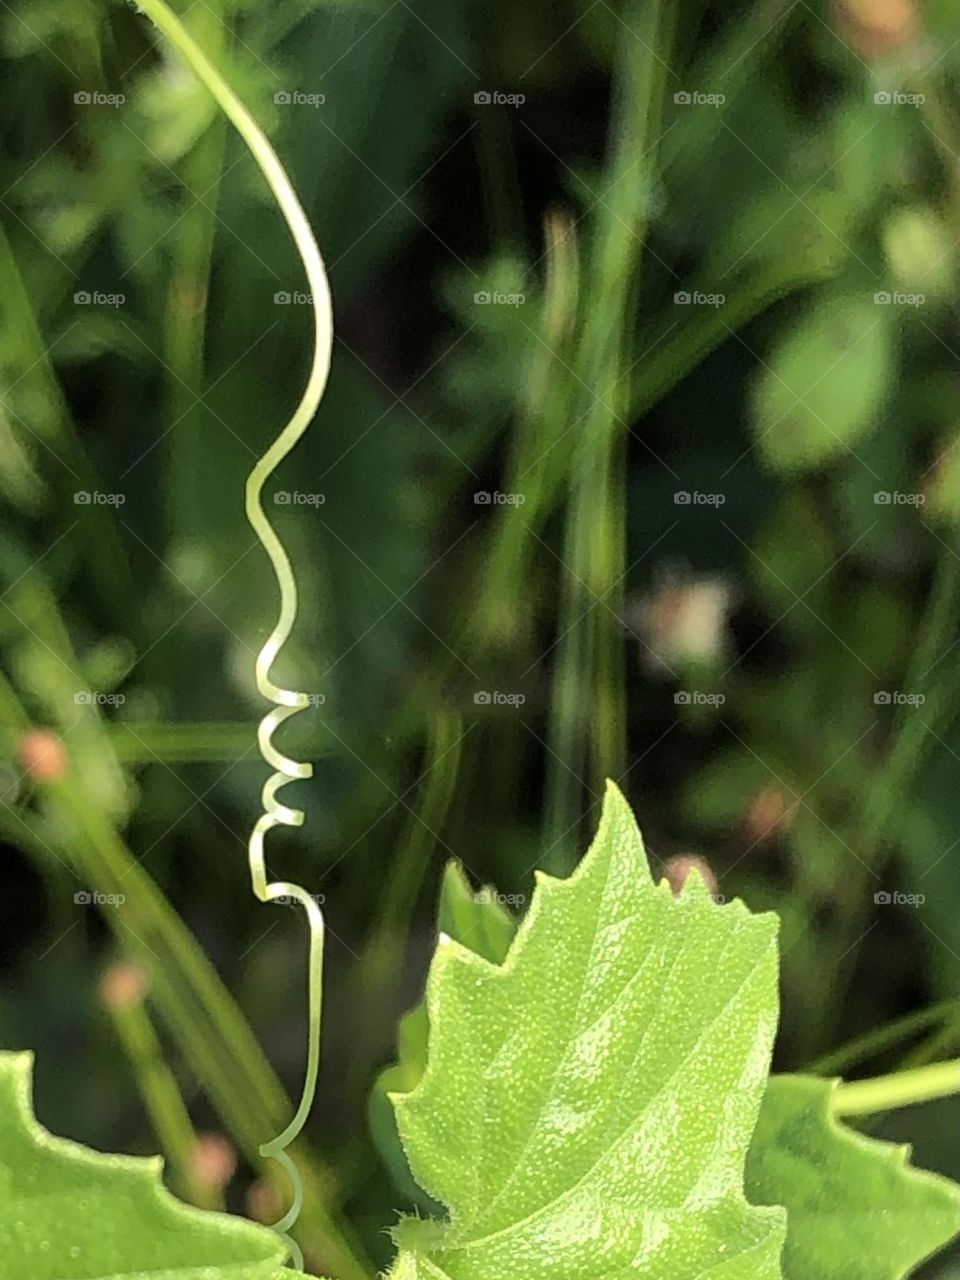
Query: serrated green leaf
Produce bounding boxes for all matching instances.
[387,781,786,1279]
[435,861,518,966]
[746,1074,960,1280]
[376,847,960,1279]
[370,1003,434,1211]
[0,1051,309,1279]
[751,295,891,473]
[369,862,519,1208]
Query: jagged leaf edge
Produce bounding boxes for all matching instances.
[389,780,784,1260]
[0,1049,311,1278]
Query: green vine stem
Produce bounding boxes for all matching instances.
[0,222,134,616]
[162,0,230,546]
[818,546,960,1053]
[105,721,324,763]
[900,1017,960,1072]
[809,998,960,1076]
[135,0,333,1268]
[102,973,212,1208]
[0,658,371,1278]
[831,1061,960,1117]
[544,0,675,865]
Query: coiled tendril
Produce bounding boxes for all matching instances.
[136,1,333,1267]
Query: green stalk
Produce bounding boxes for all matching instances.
[346,708,464,1107]
[818,547,960,1051]
[104,985,214,1208]
[831,1061,960,1117]
[859,548,960,855]
[808,999,960,1076]
[106,721,333,763]
[900,1019,960,1071]
[628,251,835,419]
[132,1,340,1266]
[0,222,134,614]
[50,776,372,1278]
[0,657,371,1277]
[544,0,674,866]
[361,707,465,978]
[161,0,230,544]
[475,208,580,638]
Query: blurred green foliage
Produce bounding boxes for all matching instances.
[0,0,957,1275]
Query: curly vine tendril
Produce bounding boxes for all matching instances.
[136,1,333,1266]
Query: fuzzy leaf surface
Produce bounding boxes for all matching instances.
[0,1050,308,1279]
[370,862,517,1208]
[746,1074,960,1279]
[388,782,786,1279]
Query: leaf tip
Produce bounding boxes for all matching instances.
[576,777,653,887]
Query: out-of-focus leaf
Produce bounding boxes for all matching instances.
[751,295,892,472]
[922,437,960,525]
[435,860,518,962]
[883,207,955,299]
[746,1074,960,1279]
[0,409,46,512]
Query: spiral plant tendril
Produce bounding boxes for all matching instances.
[136,1,333,1266]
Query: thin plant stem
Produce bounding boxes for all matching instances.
[134,0,334,1267]
[808,999,960,1076]
[900,1018,960,1072]
[163,0,230,544]
[545,0,676,866]
[104,987,214,1208]
[831,1060,960,1117]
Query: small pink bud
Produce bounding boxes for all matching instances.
[662,855,719,899]
[18,729,67,782]
[745,786,791,844]
[246,1177,282,1223]
[833,0,916,56]
[99,963,149,1009]
[189,1133,237,1191]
